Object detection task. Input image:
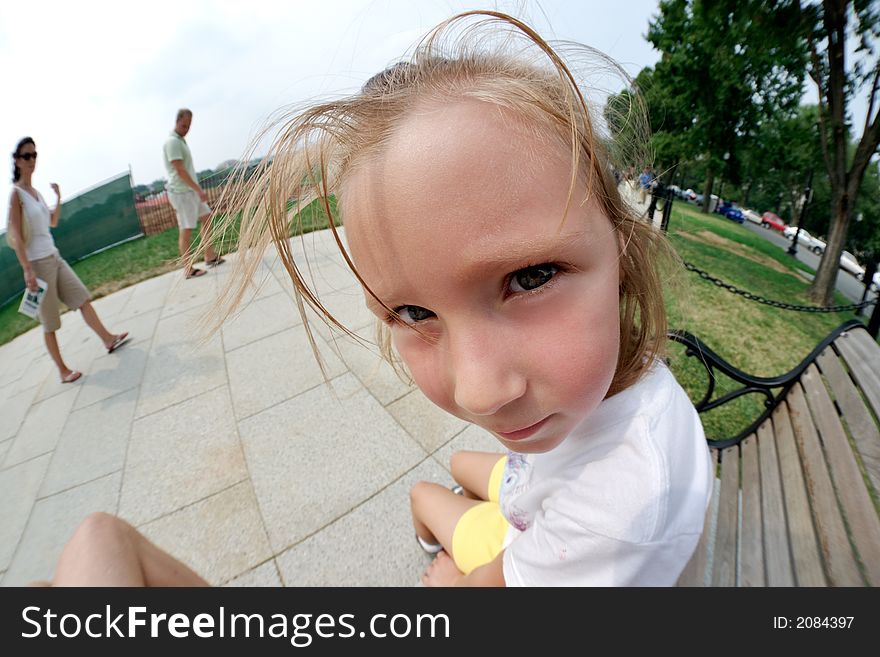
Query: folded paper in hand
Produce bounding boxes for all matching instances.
[19,278,47,319]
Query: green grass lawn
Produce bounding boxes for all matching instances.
[664,202,867,440]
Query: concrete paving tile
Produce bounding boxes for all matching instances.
[276,458,447,586]
[331,336,414,406]
[120,387,247,525]
[40,388,137,497]
[386,389,469,453]
[1,472,120,586]
[161,271,218,319]
[226,327,346,419]
[73,343,149,410]
[303,287,377,343]
[238,372,427,553]
[222,292,302,352]
[302,259,359,297]
[0,439,11,464]
[90,286,135,319]
[431,424,503,471]
[2,387,78,468]
[135,309,226,418]
[33,348,99,403]
[114,307,161,348]
[224,559,282,587]
[13,352,53,394]
[139,482,272,586]
[0,454,51,571]
[0,383,38,442]
[118,273,173,318]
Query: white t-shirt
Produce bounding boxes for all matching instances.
[500,360,713,586]
[14,186,58,261]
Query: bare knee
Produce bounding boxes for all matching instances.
[70,512,131,546]
[449,450,470,476]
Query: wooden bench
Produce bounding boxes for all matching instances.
[671,319,880,587]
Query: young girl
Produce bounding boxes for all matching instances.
[40,10,711,586]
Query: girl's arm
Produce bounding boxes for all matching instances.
[49,183,61,227]
[7,192,37,291]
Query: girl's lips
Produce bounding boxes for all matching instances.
[496,416,551,441]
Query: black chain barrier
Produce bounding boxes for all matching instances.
[683,262,877,313]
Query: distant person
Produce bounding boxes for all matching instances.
[6,137,129,384]
[162,108,224,279]
[638,166,654,204]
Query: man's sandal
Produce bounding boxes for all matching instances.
[107,332,130,354]
[205,257,225,268]
[185,267,207,279]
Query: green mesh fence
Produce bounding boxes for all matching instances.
[0,172,143,306]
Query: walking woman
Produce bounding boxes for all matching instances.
[7,137,128,383]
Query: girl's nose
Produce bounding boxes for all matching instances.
[449,327,526,417]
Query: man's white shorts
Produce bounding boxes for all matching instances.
[168,190,212,229]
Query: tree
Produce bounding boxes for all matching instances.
[647,0,807,212]
[802,0,880,304]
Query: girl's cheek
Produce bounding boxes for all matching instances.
[393,332,453,410]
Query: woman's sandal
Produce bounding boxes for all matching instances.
[61,370,82,384]
[205,256,225,268]
[107,332,130,354]
[185,267,207,279]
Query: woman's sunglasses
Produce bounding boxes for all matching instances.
[16,152,38,161]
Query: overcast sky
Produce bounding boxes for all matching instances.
[0,0,664,213]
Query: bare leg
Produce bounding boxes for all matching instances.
[79,301,117,348]
[450,451,505,500]
[44,331,75,380]
[179,227,194,268]
[46,512,209,587]
[198,214,218,262]
[410,482,484,557]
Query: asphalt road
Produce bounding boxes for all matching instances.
[737,219,876,304]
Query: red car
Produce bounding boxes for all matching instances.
[761,212,787,233]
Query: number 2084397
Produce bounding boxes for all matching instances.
[773,617,854,629]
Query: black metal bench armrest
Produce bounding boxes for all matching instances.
[668,319,866,449]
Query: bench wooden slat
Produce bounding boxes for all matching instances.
[835,330,880,420]
[817,347,880,496]
[801,363,880,586]
[787,383,864,586]
[677,450,719,587]
[712,446,739,587]
[757,421,794,586]
[773,402,826,586]
[739,435,764,587]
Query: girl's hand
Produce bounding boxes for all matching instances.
[421,551,464,587]
[25,269,38,292]
[50,183,61,198]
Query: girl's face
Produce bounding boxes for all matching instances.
[343,100,621,453]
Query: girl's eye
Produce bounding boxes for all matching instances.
[508,264,558,293]
[394,305,435,325]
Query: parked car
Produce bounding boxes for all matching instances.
[782,226,826,253]
[742,208,762,224]
[839,250,865,278]
[761,212,787,232]
[719,204,744,223]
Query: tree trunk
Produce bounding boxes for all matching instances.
[809,190,849,305]
[701,167,714,214]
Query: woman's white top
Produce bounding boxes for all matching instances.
[14,185,58,261]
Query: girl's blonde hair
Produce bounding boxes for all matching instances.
[214,10,676,397]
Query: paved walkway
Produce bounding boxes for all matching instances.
[0,228,505,586]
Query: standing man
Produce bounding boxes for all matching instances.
[163,108,224,278]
